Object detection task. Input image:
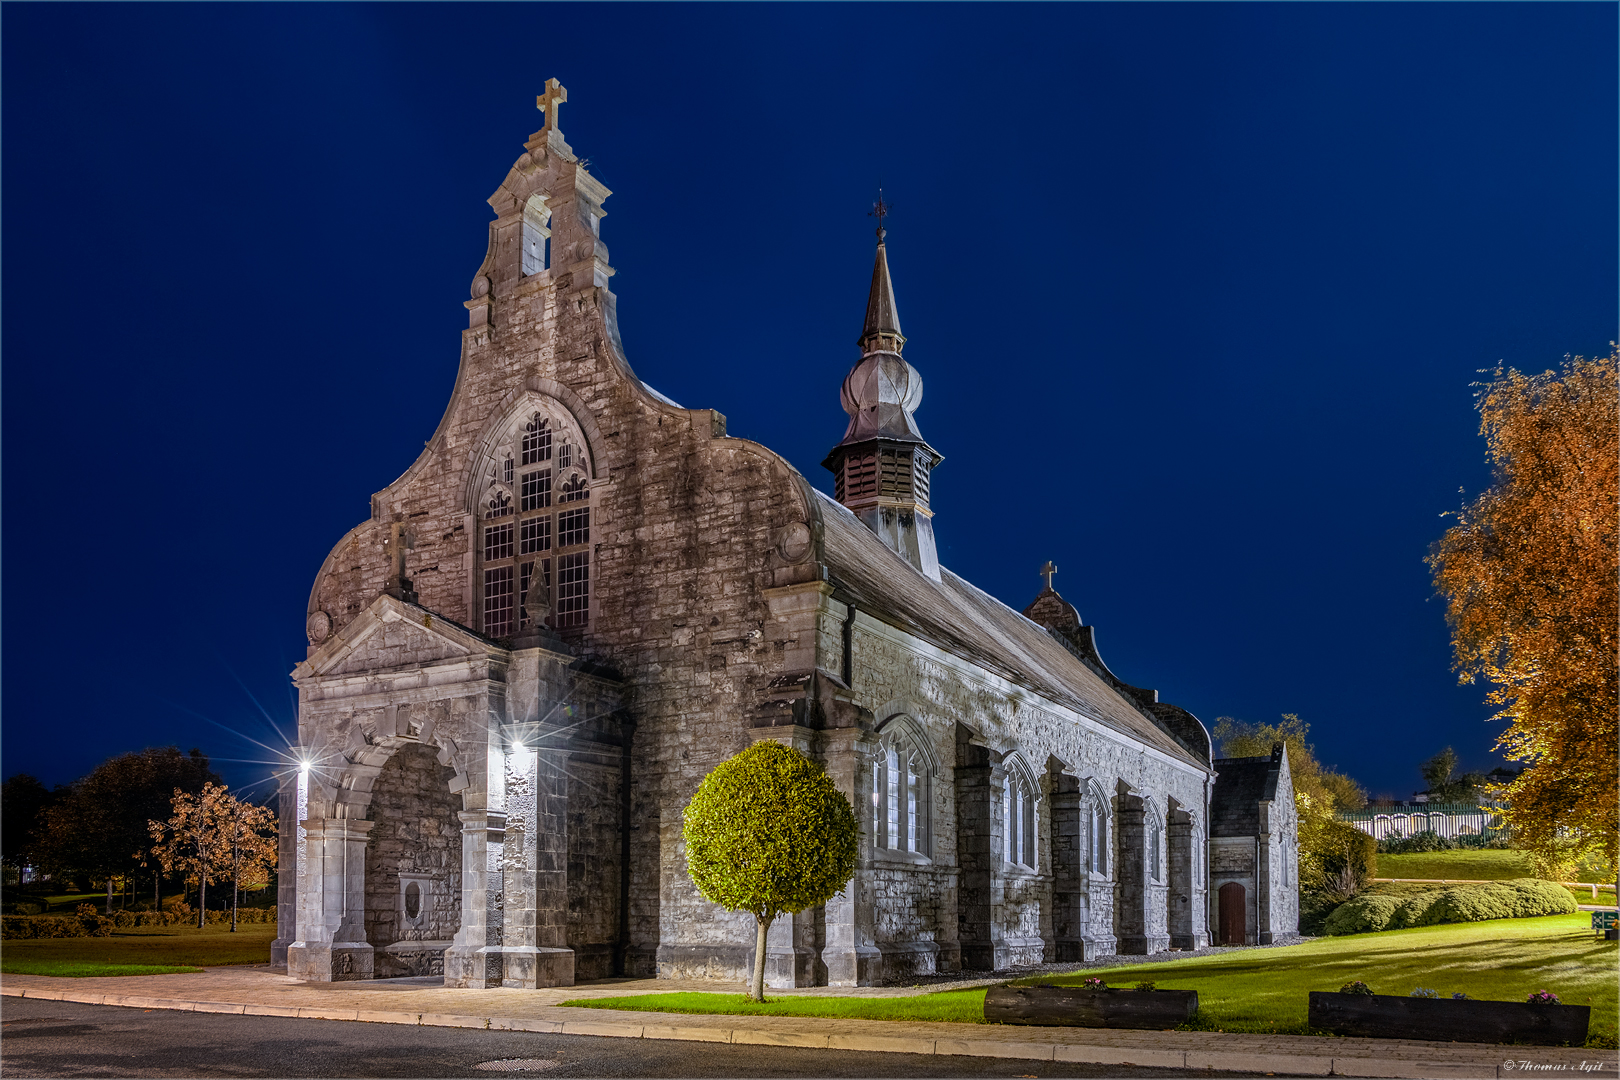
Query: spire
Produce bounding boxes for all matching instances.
[823,198,943,581]
[859,193,905,355]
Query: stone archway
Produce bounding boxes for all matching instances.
[363,742,463,977]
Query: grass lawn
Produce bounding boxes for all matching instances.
[560,989,987,1024]
[0,923,276,976]
[563,915,1616,1047]
[1378,851,1617,906]
[1027,913,1616,1044]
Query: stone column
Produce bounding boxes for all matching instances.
[286,817,375,981]
[819,725,882,986]
[954,734,995,971]
[444,808,504,988]
[1256,830,1274,945]
[1049,775,1087,962]
[529,741,575,985]
[269,768,301,971]
[1166,809,1208,950]
[1114,792,1152,954]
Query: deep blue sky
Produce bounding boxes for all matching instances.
[3,4,1614,802]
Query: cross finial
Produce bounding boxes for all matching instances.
[869,188,890,241]
[1040,561,1057,592]
[537,78,568,135]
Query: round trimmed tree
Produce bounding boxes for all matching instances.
[682,740,859,1001]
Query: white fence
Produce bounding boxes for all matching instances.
[1339,804,1506,840]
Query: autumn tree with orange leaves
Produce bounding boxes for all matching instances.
[1428,348,1618,878]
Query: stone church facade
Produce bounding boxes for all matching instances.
[272,86,1293,988]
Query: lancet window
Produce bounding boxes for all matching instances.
[872,721,931,857]
[1088,798,1109,876]
[1003,757,1038,870]
[479,407,592,636]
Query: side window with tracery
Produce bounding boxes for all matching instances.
[1003,760,1038,870]
[872,725,930,857]
[480,406,592,637]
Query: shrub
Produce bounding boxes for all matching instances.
[1134,981,1157,991]
[75,903,113,937]
[1339,981,1374,995]
[1300,885,1358,934]
[1,916,89,939]
[1323,878,1576,935]
[1320,822,1378,889]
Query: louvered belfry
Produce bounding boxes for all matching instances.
[823,228,944,580]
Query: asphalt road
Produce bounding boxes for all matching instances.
[0,997,1246,1079]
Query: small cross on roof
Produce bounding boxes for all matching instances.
[1040,561,1057,591]
[537,78,568,135]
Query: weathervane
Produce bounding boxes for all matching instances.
[869,188,891,240]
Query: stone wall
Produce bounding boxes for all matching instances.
[363,742,462,977]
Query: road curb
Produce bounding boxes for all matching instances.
[3,983,1613,1078]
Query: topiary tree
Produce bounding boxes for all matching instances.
[682,741,859,1001]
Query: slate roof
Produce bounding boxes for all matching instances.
[813,490,1205,770]
[1209,754,1284,837]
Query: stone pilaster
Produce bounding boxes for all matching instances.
[1166,808,1207,951]
[1049,774,1087,962]
[270,769,301,971]
[954,734,995,970]
[287,817,376,982]
[818,725,881,986]
[444,808,505,988]
[1114,792,1154,955]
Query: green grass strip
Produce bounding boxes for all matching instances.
[1020,913,1616,1044]
[559,989,988,1024]
[1,960,203,977]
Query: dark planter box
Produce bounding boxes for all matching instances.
[1308,992,1590,1046]
[984,984,1199,1028]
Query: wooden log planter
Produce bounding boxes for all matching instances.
[1308,992,1590,1046]
[984,984,1199,1028]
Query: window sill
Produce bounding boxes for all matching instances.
[872,847,933,867]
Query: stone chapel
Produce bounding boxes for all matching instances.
[273,84,1296,988]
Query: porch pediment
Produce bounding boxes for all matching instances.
[295,595,500,681]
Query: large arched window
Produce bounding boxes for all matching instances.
[872,718,932,857]
[1002,754,1039,870]
[478,406,593,636]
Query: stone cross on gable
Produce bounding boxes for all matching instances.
[1040,561,1057,591]
[536,78,568,134]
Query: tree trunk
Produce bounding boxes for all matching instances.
[198,873,207,930]
[106,875,114,916]
[751,913,773,1003]
[231,850,239,932]
[154,870,160,913]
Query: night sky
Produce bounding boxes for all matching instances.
[3,4,1614,802]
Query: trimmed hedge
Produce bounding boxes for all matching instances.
[1,905,274,939]
[1322,878,1576,935]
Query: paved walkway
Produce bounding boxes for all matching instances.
[2,967,1614,1079]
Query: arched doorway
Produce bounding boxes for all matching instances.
[1218,881,1246,945]
[364,742,463,977]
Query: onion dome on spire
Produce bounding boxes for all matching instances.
[823,196,943,581]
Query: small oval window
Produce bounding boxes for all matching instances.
[404,882,421,919]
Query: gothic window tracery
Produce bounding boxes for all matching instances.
[872,721,930,857]
[1003,756,1038,870]
[478,404,593,637]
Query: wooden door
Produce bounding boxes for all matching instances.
[1218,881,1246,945]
